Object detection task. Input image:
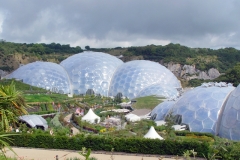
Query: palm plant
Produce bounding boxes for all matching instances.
[0,81,29,131]
[0,81,29,159]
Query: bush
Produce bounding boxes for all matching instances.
[175,131,214,138]
[9,133,209,157]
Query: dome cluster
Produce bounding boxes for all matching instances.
[151,82,240,140]
[6,51,180,99]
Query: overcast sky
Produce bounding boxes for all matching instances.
[0,0,240,49]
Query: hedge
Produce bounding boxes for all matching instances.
[9,134,209,157]
[175,131,214,138]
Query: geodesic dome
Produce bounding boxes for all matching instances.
[60,51,123,96]
[108,60,181,99]
[7,61,72,94]
[137,84,179,99]
[218,84,240,140]
[171,82,235,134]
[150,101,175,121]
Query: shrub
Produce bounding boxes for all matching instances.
[9,133,209,157]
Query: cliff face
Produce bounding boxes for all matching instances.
[0,69,8,79]
[166,62,220,80]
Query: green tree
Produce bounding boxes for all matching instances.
[31,44,45,55]
[216,62,240,86]
[85,46,90,50]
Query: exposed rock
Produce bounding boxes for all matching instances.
[198,71,210,80]
[182,65,197,75]
[167,62,182,77]
[208,68,220,79]
[0,69,8,79]
[165,62,220,80]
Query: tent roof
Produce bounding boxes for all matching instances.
[19,115,48,130]
[144,126,164,140]
[82,109,100,123]
[125,113,141,122]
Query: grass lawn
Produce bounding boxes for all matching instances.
[0,79,46,92]
[24,94,53,103]
[132,95,164,110]
[24,94,71,103]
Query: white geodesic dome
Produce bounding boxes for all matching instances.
[150,101,175,121]
[108,60,181,99]
[218,84,240,140]
[137,84,179,99]
[60,51,123,96]
[6,61,72,94]
[171,83,235,134]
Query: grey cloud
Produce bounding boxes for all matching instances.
[0,0,240,48]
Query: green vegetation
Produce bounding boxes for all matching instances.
[0,81,29,131]
[24,93,70,103]
[1,41,240,75]
[0,41,83,55]
[132,96,164,110]
[215,62,240,86]
[24,94,53,103]
[126,43,240,73]
[9,133,209,157]
[0,82,30,159]
[0,79,46,93]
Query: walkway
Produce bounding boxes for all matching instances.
[64,113,80,135]
[5,147,189,160]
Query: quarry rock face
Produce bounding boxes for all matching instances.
[208,68,221,79]
[167,63,182,77]
[165,62,220,80]
[0,69,8,79]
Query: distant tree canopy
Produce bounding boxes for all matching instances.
[126,44,240,73]
[0,41,83,55]
[215,63,240,86]
[1,41,240,74]
[85,46,90,50]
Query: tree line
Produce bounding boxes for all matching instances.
[125,43,240,73]
[0,41,83,55]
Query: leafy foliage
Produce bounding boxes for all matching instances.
[215,62,240,86]
[131,96,163,110]
[0,82,29,131]
[9,133,209,157]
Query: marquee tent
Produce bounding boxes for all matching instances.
[144,126,164,140]
[82,109,100,123]
[125,113,141,122]
[19,115,48,130]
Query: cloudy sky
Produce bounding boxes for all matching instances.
[0,0,240,49]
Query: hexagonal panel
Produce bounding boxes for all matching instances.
[150,101,175,121]
[108,60,181,99]
[60,51,123,96]
[172,84,234,134]
[7,61,71,94]
[219,84,240,140]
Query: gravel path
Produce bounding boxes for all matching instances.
[5,147,189,160]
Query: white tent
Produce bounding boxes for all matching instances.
[125,113,141,122]
[82,109,100,123]
[144,126,164,140]
[19,115,48,130]
[172,124,186,131]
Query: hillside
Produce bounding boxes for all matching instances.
[1,41,240,72]
[0,41,83,71]
[1,41,240,87]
